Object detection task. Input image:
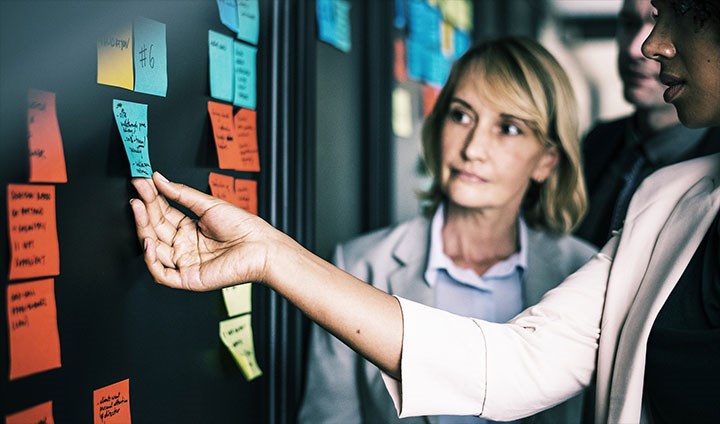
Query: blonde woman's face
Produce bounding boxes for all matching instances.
[439,76,559,214]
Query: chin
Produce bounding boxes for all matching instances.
[675,103,720,128]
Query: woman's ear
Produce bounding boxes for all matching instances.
[531,145,559,183]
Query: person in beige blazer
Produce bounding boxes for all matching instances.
[298,37,596,423]
[128,2,720,423]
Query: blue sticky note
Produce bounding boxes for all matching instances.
[317,0,335,45]
[133,17,167,97]
[233,41,257,109]
[209,30,234,102]
[454,28,471,59]
[394,0,406,29]
[236,0,260,45]
[406,38,425,81]
[426,50,450,87]
[408,0,440,50]
[332,0,352,53]
[113,99,152,177]
[217,0,239,32]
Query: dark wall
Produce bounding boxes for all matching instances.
[0,1,280,422]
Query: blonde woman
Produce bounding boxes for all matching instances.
[297,37,596,424]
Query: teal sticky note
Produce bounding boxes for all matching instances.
[332,0,351,53]
[133,17,167,97]
[233,41,257,110]
[209,30,234,102]
[217,0,238,32]
[236,0,259,45]
[113,99,152,177]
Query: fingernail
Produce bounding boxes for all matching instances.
[155,171,169,183]
[129,198,134,205]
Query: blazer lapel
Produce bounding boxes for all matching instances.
[607,176,720,423]
[387,218,434,305]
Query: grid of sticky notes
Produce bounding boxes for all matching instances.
[210,1,262,381]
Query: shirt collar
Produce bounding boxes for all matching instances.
[424,202,528,288]
[627,114,709,166]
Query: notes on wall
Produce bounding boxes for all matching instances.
[93,379,132,424]
[208,102,260,172]
[133,17,168,97]
[113,100,152,178]
[316,0,352,53]
[5,401,54,424]
[236,0,260,45]
[216,0,239,33]
[209,30,235,102]
[219,314,263,381]
[222,284,252,317]
[97,18,168,97]
[28,89,67,183]
[233,108,260,172]
[97,23,134,90]
[233,42,257,110]
[392,87,413,138]
[7,184,60,280]
[208,172,258,214]
[7,279,62,380]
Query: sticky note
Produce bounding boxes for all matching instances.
[208,30,235,102]
[208,172,236,204]
[392,87,413,138]
[454,28,471,58]
[406,38,427,82]
[7,279,61,380]
[133,17,167,97]
[234,108,260,172]
[394,0,406,29]
[97,23,134,90]
[222,284,252,316]
[236,0,260,45]
[317,0,352,53]
[408,0,440,50]
[441,21,454,58]
[234,179,258,215]
[113,100,152,178]
[439,0,473,32]
[5,401,54,424]
[219,314,263,381]
[423,84,441,118]
[233,41,257,109]
[7,184,60,280]
[28,89,67,183]
[93,379,131,424]
[393,39,408,82]
[216,0,238,33]
[208,101,242,170]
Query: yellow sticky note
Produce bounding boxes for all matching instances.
[222,283,252,316]
[97,23,134,90]
[392,87,413,138]
[219,315,263,381]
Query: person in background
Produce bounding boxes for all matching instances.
[575,0,720,248]
[298,38,596,424]
[128,2,720,422]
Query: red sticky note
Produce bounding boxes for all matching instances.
[28,89,67,183]
[93,379,132,424]
[208,172,235,203]
[208,101,242,170]
[234,179,257,215]
[5,401,55,424]
[394,39,408,82]
[422,84,441,118]
[7,184,60,280]
[7,279,62,380]
[233,108,260,172]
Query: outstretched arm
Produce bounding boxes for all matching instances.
[130,172,403,378]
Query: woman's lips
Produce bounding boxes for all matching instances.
[452,169,487,183]
[660,73,685,103]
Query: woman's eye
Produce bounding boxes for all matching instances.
[448,109,472,125]
[501,123,522,136]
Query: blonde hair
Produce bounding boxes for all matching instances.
[420,37,587,235]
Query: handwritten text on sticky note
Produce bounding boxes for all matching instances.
[28,89,67,183]
[7,279,62,380]
[8,184,60,280]
[97,24,134,90]
[93,379,132,424]
[5,401,54,424]
[113,100,152,177]
[220,314,263,381]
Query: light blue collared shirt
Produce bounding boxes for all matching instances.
[425,203,527,424]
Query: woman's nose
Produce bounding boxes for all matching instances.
[462,127,489,160]
[642,23,676,61]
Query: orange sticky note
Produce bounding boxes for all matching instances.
[5,401,54,424]
[7,184,60,280]
[93,379,131,424]
[233,108,260,172]
[28,89,67,183]
[7,279,62,380]
[208,101,242,170]
[208,172,235,203]
[422,84,441,118]
[394,39,408,82]
[234,179,257,215]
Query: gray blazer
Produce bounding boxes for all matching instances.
[298,216,598,424]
